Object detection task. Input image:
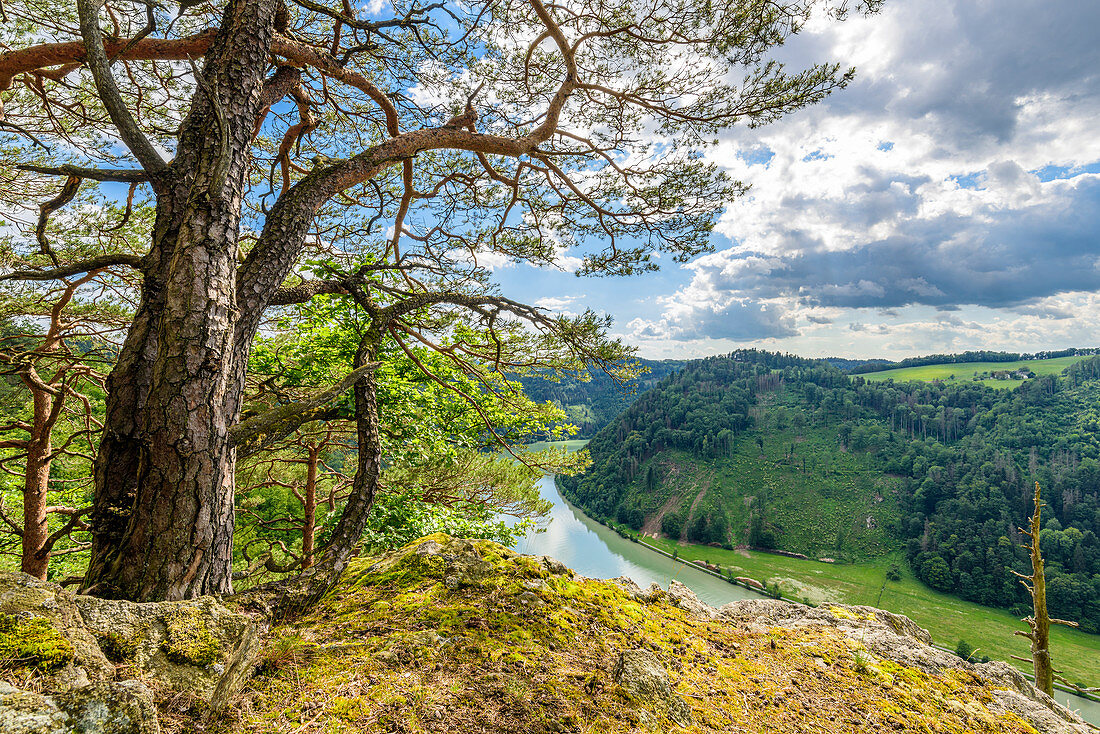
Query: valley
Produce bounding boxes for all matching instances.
[558,349,1100,688]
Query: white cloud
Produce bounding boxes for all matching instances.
[627,0,1100,358]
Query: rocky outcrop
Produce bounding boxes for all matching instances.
[0,680,158,734]
[224,534,1094,734]
[612,648,692,727]
[711,596,1092,734]
[2,537,1097,734]
[0,571,263,733]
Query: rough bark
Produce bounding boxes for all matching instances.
[81,0,278,600]
[20,378,52,579]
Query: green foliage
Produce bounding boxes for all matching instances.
[851,349,1095,375]
[920,555,953,591]
[955,639,974,661]
[236,291,590,573]
[660,512,684,539]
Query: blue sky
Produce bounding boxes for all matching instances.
[494,0,1100,360]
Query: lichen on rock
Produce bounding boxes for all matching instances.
[0,679,159,734]
[612,648,692,728]
[1,535,1095,734]
[75,594,250,697]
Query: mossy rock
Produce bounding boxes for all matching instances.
[163,606,221,667]
[220,534,1088,734]
[75,595,250,698]
[0,612,74,672]
[0,571,113,685]
[97,630,140,664]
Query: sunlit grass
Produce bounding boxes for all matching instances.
[860,356,1089,388]
[645,536,1100,686]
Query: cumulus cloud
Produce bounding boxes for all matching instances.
[534,296,580,314]
[630,0,1100,354]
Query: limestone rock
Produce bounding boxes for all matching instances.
[609,576,645,601]
[74,595,250,697]
[0,680,159,734]
[716,598,1091,734]
[0,571,112,685]
[611,648,692,728]
[667,579,715,619]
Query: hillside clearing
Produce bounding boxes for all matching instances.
[859,356,1089,388]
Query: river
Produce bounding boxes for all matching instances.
[511,474,762,606]
[511,472,1100,724]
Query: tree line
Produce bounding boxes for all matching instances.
[561,350,1100,632]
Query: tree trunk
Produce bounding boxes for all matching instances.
[1027,482,1054,696]
[262,331,383,619]
[20,383,52,580]
[82,0,277,601]
[302,444,319,570]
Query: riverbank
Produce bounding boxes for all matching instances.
[635,533,1100,691]
[572,508,1100,716]
[530,441,1100,702]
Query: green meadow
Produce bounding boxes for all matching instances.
[859,355,1089,388]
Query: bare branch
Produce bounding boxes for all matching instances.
[0,30,217,91]
[1,253,144,282]
[34,174,82,265]
[17,164,150,183]
[75,0,167,173]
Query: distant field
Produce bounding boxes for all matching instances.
[859,355,1089,388]
[526,439,590,453]
[645,536,1100,686]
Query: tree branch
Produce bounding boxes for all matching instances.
[76,0,167,173]
[34,175,82,265]
[0,253,144,282]
[268,279,349,306]
[17,164,150,182]
[229,362,379,459]
[39,507,91,557]
[0,30,217,91]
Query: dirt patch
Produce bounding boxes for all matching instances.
[680,470,715,541]
[642,495,682,537]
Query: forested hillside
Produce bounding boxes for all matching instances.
[519,359,685,437]
[560,350,1100,632]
